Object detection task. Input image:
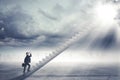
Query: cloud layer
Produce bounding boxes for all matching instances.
[0,0,120,50]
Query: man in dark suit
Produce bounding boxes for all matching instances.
[23,52,32,73]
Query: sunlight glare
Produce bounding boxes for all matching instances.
[94,3,118,26]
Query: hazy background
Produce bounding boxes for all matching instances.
[0,0,120,66]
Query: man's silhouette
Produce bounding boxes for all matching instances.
[23,52,32,73]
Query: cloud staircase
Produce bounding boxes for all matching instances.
[10,26,92,80]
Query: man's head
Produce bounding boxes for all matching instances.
[26,52,29,56]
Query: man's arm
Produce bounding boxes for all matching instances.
[29,53,32,57]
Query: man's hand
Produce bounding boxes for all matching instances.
[29,53,32,57]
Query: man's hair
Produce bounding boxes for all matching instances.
[26,52,29,55]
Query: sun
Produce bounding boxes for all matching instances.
[94,2,118,27]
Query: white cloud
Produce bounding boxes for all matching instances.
[30,35,46,45]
